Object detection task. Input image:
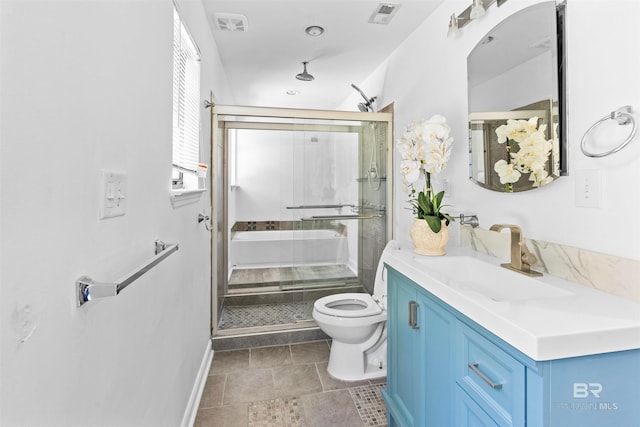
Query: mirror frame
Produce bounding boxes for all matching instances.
[467,1,567,193]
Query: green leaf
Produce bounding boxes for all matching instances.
[433,191,445,212]
[418,191,432,215]
[425,215,442,233]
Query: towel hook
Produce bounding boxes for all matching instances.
[580,106,637,157]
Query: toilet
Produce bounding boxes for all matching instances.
[312,241,395,381]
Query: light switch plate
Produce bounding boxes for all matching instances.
[574,169,601,208]
[100,170,127,219]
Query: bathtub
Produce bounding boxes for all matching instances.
[230,229,349,267]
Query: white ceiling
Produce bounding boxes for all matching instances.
[201,0,444,110]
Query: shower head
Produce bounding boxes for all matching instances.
[296,62,315,81]
[358,102,371,112]
[351,84,377,112]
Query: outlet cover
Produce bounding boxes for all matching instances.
[574,169,601,208]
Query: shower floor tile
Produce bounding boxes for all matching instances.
[219,301,314,330]
[229,264,356,289]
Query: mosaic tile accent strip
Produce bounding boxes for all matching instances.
[349,383,387,426]
[230,220,347,234]
[248,396,306,427]
[219,301,314,330]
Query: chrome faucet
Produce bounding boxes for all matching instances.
[459,214,479,228]
[489,224,542,277]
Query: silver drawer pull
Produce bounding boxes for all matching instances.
[468,363,503,390]
[408,301,419,329]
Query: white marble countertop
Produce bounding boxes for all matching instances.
[383,243,640,361]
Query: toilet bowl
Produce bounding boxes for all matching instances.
[312,241,396,381]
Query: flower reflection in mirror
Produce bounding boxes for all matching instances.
[493,116,557,192]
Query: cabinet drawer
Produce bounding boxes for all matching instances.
[456,385,500,427]
[456,323,525,427]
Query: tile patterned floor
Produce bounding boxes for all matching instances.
[248,397,305,427]
[195,340,388,427]
[349,384,388,427]
[218,301,314,330]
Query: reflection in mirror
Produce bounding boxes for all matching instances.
[467,1,566,192]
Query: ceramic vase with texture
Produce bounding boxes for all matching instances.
[410,218,449,256]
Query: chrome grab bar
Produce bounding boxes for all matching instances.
[76,240,179,307]
[286,204,354,209]
[301,214,381,221]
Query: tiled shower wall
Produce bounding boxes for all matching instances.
[460,226,640,303]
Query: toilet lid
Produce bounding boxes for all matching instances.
[314,293,383,318]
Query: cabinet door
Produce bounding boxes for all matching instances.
[419,289,455,426]
[384,268,457,427]
[384,268,423,427]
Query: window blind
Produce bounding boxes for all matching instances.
[172,8,201,173]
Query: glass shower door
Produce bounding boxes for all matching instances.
[215,106,392,335]
[290,120,389,298]
[286,126,361,293]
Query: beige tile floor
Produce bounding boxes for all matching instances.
[194,340,388,427]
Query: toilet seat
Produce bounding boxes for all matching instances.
[314,293,383,318]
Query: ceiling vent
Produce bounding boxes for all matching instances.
[214,13,248,32]
[368,3,401,25]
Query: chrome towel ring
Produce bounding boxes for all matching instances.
[580,106,637,157]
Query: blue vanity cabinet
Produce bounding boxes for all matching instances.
[383,266,640,427]
[382,266,456,427]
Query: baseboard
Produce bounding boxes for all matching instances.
[181,339,214,427]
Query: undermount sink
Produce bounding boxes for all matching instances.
[414,255,574,302]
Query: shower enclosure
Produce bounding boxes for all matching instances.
[211,106,393,342]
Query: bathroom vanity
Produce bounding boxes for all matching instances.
[381,246,640,427]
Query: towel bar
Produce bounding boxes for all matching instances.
[76,241,179,307]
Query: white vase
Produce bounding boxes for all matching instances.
[410,218,449,256]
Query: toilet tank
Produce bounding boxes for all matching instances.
[372,240,398,309]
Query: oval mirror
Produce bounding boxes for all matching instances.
[467,1,567,192]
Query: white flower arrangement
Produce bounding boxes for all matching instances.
[397,115,454,233]
[494,116,554,191]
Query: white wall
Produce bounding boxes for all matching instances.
[469,52,555,112]
[0,0,231,425]
[232,129,359,222]
[374,0,640,260]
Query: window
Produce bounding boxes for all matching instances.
[172,7,201,190]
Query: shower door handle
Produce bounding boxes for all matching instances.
[301,215,381,221]
[286,204,354,209]
[408,301,419,329]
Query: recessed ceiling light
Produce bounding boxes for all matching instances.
[305,25,325,36]
[286,90,300,96]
